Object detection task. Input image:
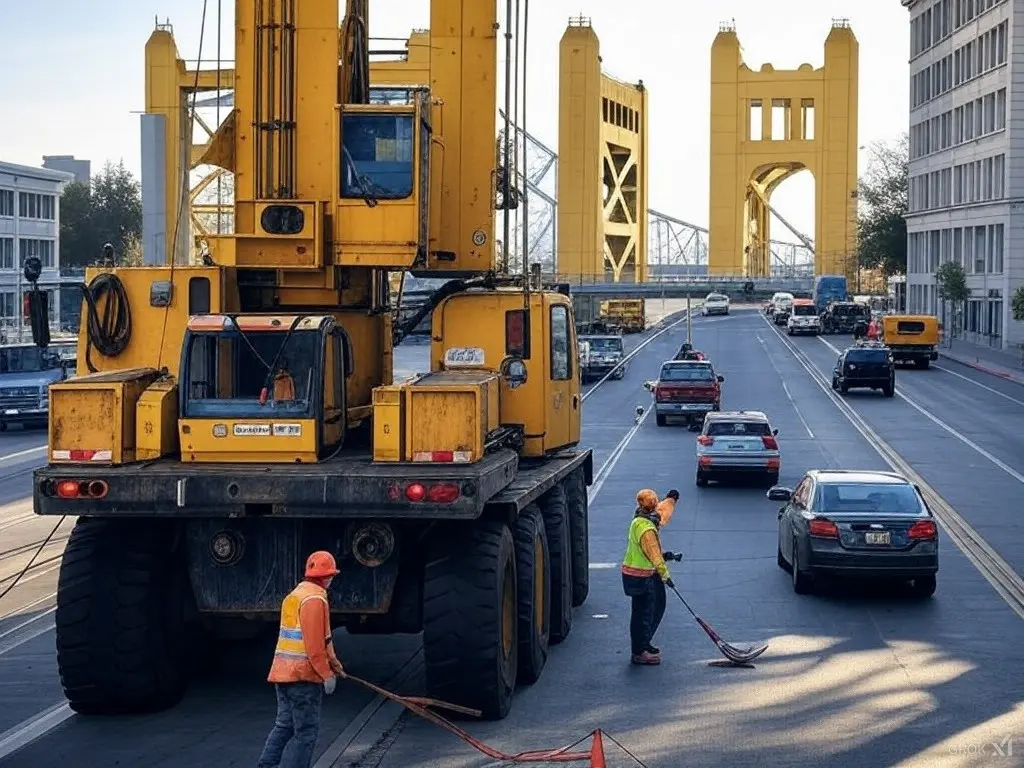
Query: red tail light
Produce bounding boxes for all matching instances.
[808,519,839,538]
[426,483,460,503]
[405,483,426,501]
[908,520,937,539]
[654,386,665,401]
[697,435,714,446]
[761,436,778,449]
[54,479,108,499]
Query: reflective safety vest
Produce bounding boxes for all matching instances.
[621,516,657,578]
[267,581,331,684]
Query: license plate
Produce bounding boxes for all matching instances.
[865,532,890,545]
[727,443,745,450]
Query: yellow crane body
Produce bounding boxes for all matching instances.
[29,0,595,724]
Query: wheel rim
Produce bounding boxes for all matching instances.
[534,535,546,632]
[501,557,515,660]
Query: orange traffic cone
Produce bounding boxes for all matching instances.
[589,730,607,768]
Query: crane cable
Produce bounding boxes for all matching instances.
[0,517,64,603]
[81,272,131,373]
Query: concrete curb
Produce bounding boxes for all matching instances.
[938,350,1024,386]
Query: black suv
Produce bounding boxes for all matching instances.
[831,342,895,397]
[821,302,870,334]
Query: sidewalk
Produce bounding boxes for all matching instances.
[937,337,1024,385]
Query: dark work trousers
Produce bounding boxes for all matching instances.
[257,681,324,768]
[650,575,666,644]
[622,573,655,655]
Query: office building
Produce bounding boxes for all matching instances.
[42,155,91,185]
[0,160,75,342]
[903,0,1022,350]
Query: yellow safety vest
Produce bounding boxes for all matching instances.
[267,581,330,683]
[621,516,657,577]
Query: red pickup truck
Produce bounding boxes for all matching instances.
[649,360,724,428]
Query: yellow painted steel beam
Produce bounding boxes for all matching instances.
[556,18,649,283]
[708,21,858,278]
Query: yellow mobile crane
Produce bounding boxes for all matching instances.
[24,0,592,721]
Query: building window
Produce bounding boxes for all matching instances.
[990,223,1003,274]
[18,193,56,221]
[0,238,13,270]
[18,238,55,269]
[0,291,14,322]
[0,190,14,217]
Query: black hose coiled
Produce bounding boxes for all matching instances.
[82,273,131,373]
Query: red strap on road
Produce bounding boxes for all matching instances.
[344,673,608,764]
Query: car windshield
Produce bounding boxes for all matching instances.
[845,349,888,363]
[816,482,922,514]
[0,347,62,373]
[661,364,713,382]
[585,338,622,353]
[707,294,727,302]
[706,420,770,436]
[792,304,816,316]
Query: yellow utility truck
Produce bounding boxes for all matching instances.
[881,314,941,368]
[25,0,591,722]
[600,298,646,333]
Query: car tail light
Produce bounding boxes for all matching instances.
[405,483,426,502]
[426,483,460,503]
[654,386,665,401]
[54,479,108,499]
[761,436,778,449]
[697,435,714,446]
[908,520,937,539]
[808,519,839,538]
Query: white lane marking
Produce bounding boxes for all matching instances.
[756,334,814,438]
[0,445,46,464]
[816,335,1024,486]
[760,315,1024,619]
[933,364,1024,408]
[0,703,73,761]
[588,399,653,504]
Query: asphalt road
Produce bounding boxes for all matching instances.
[1,308,1022,767]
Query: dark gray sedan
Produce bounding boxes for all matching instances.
[770,469,938,597]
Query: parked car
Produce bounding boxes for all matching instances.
[695,410,780,487]
[770,469,938,596]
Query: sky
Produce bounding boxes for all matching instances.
[0,0,910,241]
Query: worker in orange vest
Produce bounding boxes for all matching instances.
[257,551,346,768]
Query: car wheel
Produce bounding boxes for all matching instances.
[883,383,895,397]
[831,377,838,390]
[787,328,794,336]
[910,575,936,597]
[695,471,708,487]
[655,415,666,427]
[839,383,848,394]
[766,471,779,487]
[777,544,788,571]
[791,539,813,595]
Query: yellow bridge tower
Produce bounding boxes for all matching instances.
[557,17,649,283]
[708,19,858,278]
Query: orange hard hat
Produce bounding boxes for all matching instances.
[636,489,658,511]
[305,550,340,578]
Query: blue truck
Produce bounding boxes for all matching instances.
[814,275,849,313]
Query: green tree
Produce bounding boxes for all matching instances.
[1012,285,1024,322]
[857,134,908,278]
[58,161,142,268]
[935,260,970,339]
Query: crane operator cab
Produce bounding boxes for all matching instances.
[178,314,352,464]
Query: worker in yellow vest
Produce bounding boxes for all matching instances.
[257,551,346,768]
[621,489,675,665]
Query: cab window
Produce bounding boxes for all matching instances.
[341,113,414,200]
[550,305,571,381]
[896,320,925,334]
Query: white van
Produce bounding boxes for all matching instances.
[769,292,794,323]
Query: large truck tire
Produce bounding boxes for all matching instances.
[55,517,192,715]
[512,505,550,684]
[540,484,573,644]
[564,468,590,607]
[423,520,517,720]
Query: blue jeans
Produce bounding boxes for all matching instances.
[257,682,324,768]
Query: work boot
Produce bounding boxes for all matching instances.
[631,651,661,665]
[645,644,660,655]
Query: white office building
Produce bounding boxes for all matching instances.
[903,0,1024,350]
[0,160,74,342]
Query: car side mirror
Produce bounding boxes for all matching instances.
[716,375,725,383]
[643,381,654,392]
[766,486,792,502]
[772,428,778,436]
